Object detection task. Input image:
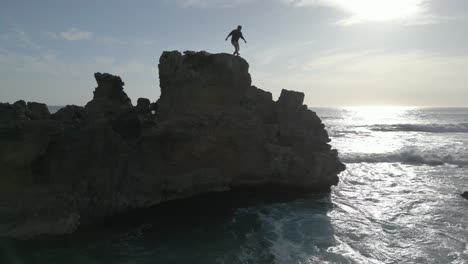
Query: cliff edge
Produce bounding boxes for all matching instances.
[0,51,345,238]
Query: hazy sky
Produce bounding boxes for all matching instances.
[1,0,467,106]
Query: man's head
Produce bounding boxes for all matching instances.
[237,25,242,31]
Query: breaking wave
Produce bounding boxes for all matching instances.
[370,123,468,133]
[342,149,468,166]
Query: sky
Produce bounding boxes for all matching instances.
[0,0,467,107]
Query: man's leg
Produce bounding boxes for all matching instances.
[231,41,236,55]
[232,41,240,56]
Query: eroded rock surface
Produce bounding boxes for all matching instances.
[0,51,345,238]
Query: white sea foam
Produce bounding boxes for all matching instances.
[6,107,468,264]
[342,149,468,166]
[370,123,468,133]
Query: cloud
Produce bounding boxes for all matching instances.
[61,28,93,41]
[282,0,432,25]
[46,28,93,41]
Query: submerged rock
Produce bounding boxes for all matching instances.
[0,51,345,238]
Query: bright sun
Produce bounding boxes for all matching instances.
[320,0,427,23]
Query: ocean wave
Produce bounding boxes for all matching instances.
[370,123,468,133]
[342,150,468,166]
[330,130,370,138]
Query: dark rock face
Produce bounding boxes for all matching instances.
[157,51,344,192]
[277,89,305,110]
[85,72,132,119]
[136,98,151,112]
[462,191,468,199]
[52,105,86,122]
[158,51,252,118]
[0,101,50,121]
[27,102,51,120]
[0,51,345,238]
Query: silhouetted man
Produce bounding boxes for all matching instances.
[225,25,247,56]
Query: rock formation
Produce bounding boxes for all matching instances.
[0,51,345,238]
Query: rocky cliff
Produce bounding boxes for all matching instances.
[0,51,345,238]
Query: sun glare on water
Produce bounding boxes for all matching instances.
[330,106,417,154]
[345,106,414,125]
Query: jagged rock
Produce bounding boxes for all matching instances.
[158,51,251,118]
[136,97,151,113]
[0,103,17,121]
[461,191,468,199]
[0,101,29,121]
[0,101,51,121]
[13,100,27,108]
[27,102,50,120]
[150,101,159,114]
[85,72,132,119]
[277,89,305,111]
[137,98,150,109]
[156,51,343,191]
[242,86,274,123]
[51,105,86,122]
[0,51,345,238]
[13,100,29,120]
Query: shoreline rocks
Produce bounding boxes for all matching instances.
[0,51,345,238]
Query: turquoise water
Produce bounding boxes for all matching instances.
[1,107,468,264]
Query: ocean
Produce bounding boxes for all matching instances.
[1,107,467,264]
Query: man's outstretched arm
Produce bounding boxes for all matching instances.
[240,33,247,43]
[225,31,233,41]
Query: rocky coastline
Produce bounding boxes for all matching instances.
[0,51,345,238]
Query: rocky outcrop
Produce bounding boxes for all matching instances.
[157,51,343,193]
[52,105,86,122]
[27,102,51,120]
[85,72,132,119]
[0,100,51,121]
[0,51,345,238]
[136,98,151,113]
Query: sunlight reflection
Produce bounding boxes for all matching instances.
[344,106,415,126]
[322,106,418,154]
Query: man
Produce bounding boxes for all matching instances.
[225,25,247,56]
